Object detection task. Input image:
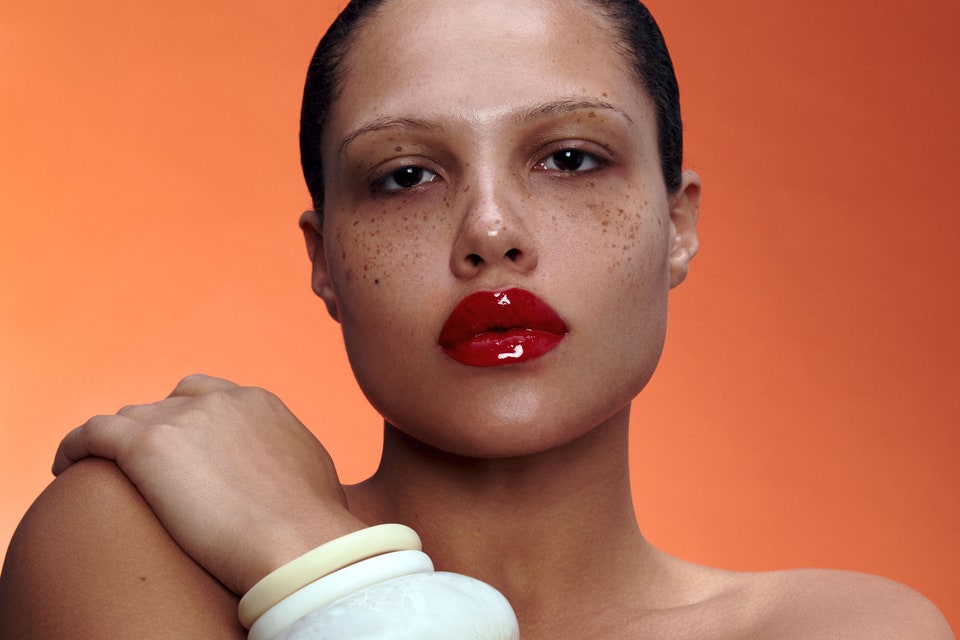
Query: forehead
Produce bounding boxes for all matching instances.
[327,0,651,139]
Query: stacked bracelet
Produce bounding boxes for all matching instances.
[238,523,422,628]
[248,550,433,640]
[239,524,519,640]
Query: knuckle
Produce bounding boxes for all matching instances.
[77,414,112,447]
[173,373,239,396]
[174,372,207,391]
[116,404,140,416]
[82,413,112,429]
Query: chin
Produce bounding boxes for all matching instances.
[382,390,631,461]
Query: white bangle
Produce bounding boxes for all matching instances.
[247,549,434,640]
[239,524,421,628]
[276,571,520,640]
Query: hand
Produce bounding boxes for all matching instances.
[53,374,367,595]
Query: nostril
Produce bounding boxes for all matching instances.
[467,253,483,267]
[504,248,521,262]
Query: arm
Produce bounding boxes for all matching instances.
[51,374,367,594]
[0,459,244,639]
[1,374,367,638]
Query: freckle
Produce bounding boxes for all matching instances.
[374,279,380,284]
[342,251,346,259]
[139,576,147,582]
[395,146,403,152]
[588,112,596,118]
[603,92,608,97]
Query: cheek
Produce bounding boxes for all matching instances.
[568,184,672,350]
[573,182,671,284]
[326,205,458,378]
[328,207,439,295]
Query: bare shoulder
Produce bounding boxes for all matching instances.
[0,458,243,639]
[745,568,955,639]
[634,552,953,640]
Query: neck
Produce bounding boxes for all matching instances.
[345,405,655,627]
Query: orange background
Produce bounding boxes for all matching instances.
[2,0,958,631]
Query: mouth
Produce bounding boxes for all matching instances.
[438,288,568,367]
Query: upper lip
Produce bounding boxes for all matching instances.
[438,287,568,346]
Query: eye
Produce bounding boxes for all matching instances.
[375,165,440,192]
[535,149,602,173]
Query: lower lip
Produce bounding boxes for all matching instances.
[441,328,564,367]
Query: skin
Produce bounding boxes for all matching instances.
[0,0,953,638]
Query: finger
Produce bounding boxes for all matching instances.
[116,395,188,420]
[168,373,239,398]
[52,413,140,476]
[116,400,160,419]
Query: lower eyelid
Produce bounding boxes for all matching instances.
[371,166,442,193]
[536,149,607,172]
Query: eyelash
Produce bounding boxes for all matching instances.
[533,148,605,173]
[370,146,607,194]
[374,165,440,192]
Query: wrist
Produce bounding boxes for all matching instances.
[238,524,520,640]
[241,508,369,594]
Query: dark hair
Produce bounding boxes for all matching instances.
[299,0,683,213]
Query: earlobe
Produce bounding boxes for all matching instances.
[667,175,700,288]
[668,171,701,289]
[298,209,340,322]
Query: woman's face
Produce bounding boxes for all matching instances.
[302,0,699,457]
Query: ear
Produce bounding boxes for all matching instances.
[299,209,340,322]
[667,170,701,289]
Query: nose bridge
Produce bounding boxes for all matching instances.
[449,165,538,278]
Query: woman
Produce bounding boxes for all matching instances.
[0,0,952,637]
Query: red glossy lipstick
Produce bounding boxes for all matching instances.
[438,288,567,367]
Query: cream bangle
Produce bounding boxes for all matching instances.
[247,549,434,640]
[239,524,422,628]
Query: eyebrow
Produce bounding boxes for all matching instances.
[337,97,635,157]
[515,98,635,127]
[338,117,445,158]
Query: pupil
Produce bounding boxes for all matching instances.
[393,166,423,188]
[553,150,584,171]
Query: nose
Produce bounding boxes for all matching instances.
[449,183,538,279]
